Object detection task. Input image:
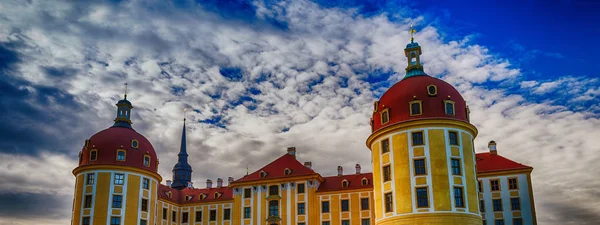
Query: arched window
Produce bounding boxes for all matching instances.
[116,150,126,161]
[409,100,422,116]
[90,149,98,161]
[284,168,292,176]
[269,200,279,217]
[380,109,390,124]
[444,100,455,116]
[342,180,349,187]
[143,154,151,167]
[361,178,369,186]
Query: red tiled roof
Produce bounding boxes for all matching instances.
[157,184,233,204]
[476,152,532,173]
[317,173,373,192]
[232,154,319,183]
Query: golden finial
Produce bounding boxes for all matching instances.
[124,82,128,99]
[410,23,417,43]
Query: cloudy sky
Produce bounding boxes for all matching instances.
[1,0,599,224]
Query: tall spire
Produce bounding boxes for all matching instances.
[403,23,427,79]
[112,84,133,128]
[171,108,193,190]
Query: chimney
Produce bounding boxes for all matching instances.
[217,178,223,188]
[228,177,234,185]
[166,180,172,187]
[337,166,343,176]
[187,181,193,188]
[287,147,296,157]
[488,140,498,155]
[206,179,213,188]
[304,162,312,169]
[355,164,361,174]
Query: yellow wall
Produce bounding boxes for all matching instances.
[462,133,478,213]
[124,174,140,225]
[429,129,451,211]
[93,172,110,225]
[392,133,412,214]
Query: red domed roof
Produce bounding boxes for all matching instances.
[78,126,159,173]
[371,75,469,132]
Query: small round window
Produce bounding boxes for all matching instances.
[131,140,139,149]
[427,84,437,96]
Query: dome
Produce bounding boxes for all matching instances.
[371,75,469,132]
[78,126,159,173]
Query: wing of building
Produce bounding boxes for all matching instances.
[71,36,537,225]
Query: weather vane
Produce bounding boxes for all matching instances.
[124,82,128,99]
[410,23,417,43]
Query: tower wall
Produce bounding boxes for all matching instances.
[367,120,481,225]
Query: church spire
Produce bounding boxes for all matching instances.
[112,83,133,128]
[171,109,193,190]
[403,23,427,79]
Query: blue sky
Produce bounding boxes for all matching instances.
[0,0,599,224]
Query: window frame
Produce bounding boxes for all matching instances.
[490,179,500,191]
[297,183,305,194]
[284,168,292,175]
[116,149,126,161]
[268,200,279,217]
[382,165,391,182]
[143,154,150,167]
[341,199,349,212]
[361,178,369,186]
[110,216,121,225]
[361,218,371,225]
[493,199,503,212]
[114,173,125,185]
[269,185,279,196]
[444,100,455,116]
[510,197,521,211]
[142,178,149,190]
[172,211,177,222]
[413,158,427,175]
[82,217,91,225]
[508,177,519,190]
[244,188,252,198]
[84,195,92,208]
[196,211,202,222]
[381,139,390,154]
[89,149,98,161]
[182,212,188,223]
[141,198,148,212]
[454,187,465,208]
[427,84,438,96]
[131,139,139,149]
[342,220,350,225]
[297,202,305,215]
[409,100,423,116]
[360,197,369,210]
[411,131,424,146]
[86,173,95,185]
[209,210,216,221]
[480,199,485,212]
[162,208,167,220]
[341,180,349,187]
[384,192,393,212]
[321,201,330,213]
[244,207,251,218]
[448,131,459,145]
[494,219,505,225]
[513,218,523,225]
[451,158,462,175]
[478,180,483,192]
[380,108,390,125]
[416,187,429,208]
[223,208,231,220]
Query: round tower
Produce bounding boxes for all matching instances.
[366,32,481,224]
[71,94,161,225]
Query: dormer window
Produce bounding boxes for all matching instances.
[90,149,98,161]
[116,150,126,161]
[143,154,150,167]
[361,178,369,186]
[167,191,172,198]
[131,139,139,149]
[444,100,455,116]
[342,180,349,187]
[427,85,437,96]
[260,171,267,178]
[284,168,292,176]
[214,192,221,199]
[409,100,422,116]
[373,101,379,112]
[185,195,192,201]
[380,109,390,124]
[199,193,206,200]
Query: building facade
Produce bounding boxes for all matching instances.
[71,38,537,225]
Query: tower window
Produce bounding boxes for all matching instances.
[412,131,424,146]
[116,150,126,161]
[341,199,349,211]
[493,199,503,211]
[384,192,393,212]
[490,179,500,191]
[90,149,98,161]
[416,187,429,207]
[342,220,350,225]
[114,174,124,185]
[510,197,521,210]
[361,197,369,210]
[454,187,464,207]
[381,139,389,154]
[409,100,422,116]
[269,185,278,196]
[244,188,251,198]
[495,219,505,225]
[361,219,370,225]
[244,207,251,218]
[444,100,455,116]
[223,208,231,220]
[451,159,461,175]
[110,217,121,225]
[513,218,523,225]
[380,109,389,124]
[196,210,203,222]
[321,201,330,213]
[297,183,305,193]
[84,195,92,208]
[143,155,150,167]
[480,199,485,212]
[143,178,149,189]
[382,165,391,182]
[449,131,459,145]
[298,202,305,215]
[427,84,437,96]
[131,139,139,149]
[269,200,279,216]
[112,195,122,208]
[82,217,90,225]
[139,220,146,225]
[508,178,519,190]
[414,159,427,175]
[141,199,148,212]
[86,173,95,185]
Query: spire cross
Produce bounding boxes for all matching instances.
[410,23,417,43]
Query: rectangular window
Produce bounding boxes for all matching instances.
[114,173,124,185]
[141,199,148,211]
[172,211,176,222]
[139,220,146,225]
[493,199,503,211]
[298,203,305,215]
[244,188,252,198]
[341,199,349,212]
[84,195,92,208]
[410,102,422,115]
[361,219,370,225]
[416,187,428,207]
[243,207,251,218]
[297,183,305,193]
[110,217,120,225]
[381,110,389,124]
[323,222,330,225]
[454,187,464,207]
[90,150,97,161]
[381,139,389,153]
[112,195,122,208]
[143,178,149,190]
[478,180,483,192]
[511,197,521,210]
[449,131,459,145]
[269,185,279,196]
[224,208,231,220]
[508,178,518,190]
[490,180,500,191]
[209,210,216,221]
[513,218,523,225]
[445,102,455,115]
[412,132,424,145]
[342,220,350,225]
[414,159,426,175]
[117,151,125,161]
[321,201,330,213]
[480,200,485,212]
[299,223,305,225]
[494,219,504,225]
[360,198,369,210]
[383,165,391,182]
[195,211,202,222]
[82,217,90,225]
[182,212,188,223]
[451,158,461,175]
[162,208,167,220]
[86,173,95,185]
[384,192,394,212]
[269,200,279,216]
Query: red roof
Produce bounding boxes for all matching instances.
[372,75,469,132]
[317,173,373,192]
[476,152,532,173]
[78,126,159,173]
[157,184,233,204]
[232,154,319,183]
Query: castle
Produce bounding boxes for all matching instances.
[71,37,537,225]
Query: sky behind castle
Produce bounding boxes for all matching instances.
[0,0,599,224]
